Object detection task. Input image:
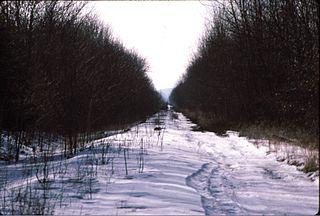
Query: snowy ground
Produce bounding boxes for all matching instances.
[0,109,319,215]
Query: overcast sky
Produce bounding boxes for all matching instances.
[90,1,211,90]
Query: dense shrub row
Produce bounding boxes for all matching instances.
[0,1,162,159]
[171,0,318,141]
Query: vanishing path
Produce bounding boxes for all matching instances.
[58,110,318,215]
[1,110,319,215]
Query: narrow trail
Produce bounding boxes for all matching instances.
[0,110,318,215]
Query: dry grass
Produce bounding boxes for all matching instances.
[183,110,231,135]
[303,155,319,173]
[179,109,319,173]
[238,124,318,150]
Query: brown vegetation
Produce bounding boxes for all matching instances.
[171,0,319,149]
[0,1,163,159]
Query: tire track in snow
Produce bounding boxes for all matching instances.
[186,162,243,215]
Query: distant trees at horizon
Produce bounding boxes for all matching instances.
[171,0,318,139]
[0,1,162,159]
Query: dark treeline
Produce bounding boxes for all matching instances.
[171,0,318,144]
[0,1,162,160]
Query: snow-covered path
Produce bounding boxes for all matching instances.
[1,110,319,215]
[163,111,319,215]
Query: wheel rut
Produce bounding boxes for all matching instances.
[186,162,243,215]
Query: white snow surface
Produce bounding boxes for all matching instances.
[0,110,319,215]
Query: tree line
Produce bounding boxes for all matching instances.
[0,1,162,160]
[171,0,318,143]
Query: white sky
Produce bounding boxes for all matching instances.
[90,1,210,90]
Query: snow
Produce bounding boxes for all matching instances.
[0,110,319,215]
